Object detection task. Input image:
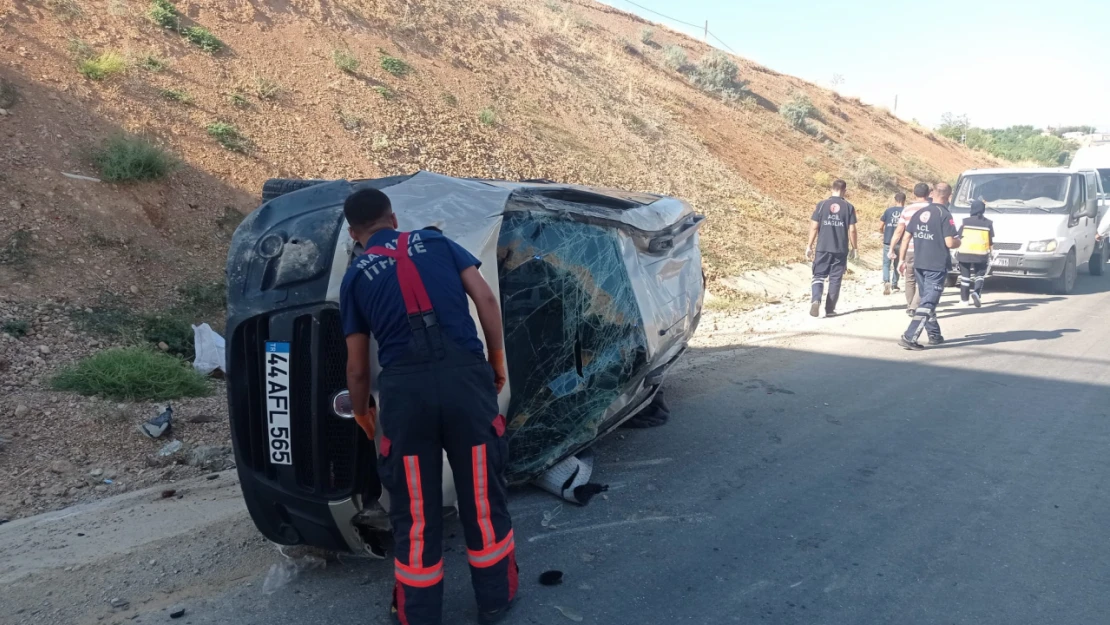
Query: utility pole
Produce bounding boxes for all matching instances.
[894,94,898,114]
[704,20,708,41]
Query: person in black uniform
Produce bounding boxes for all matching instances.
[956,199,994,307]
[878,192,906,295]
[340,188,518,625]
[806,179,859,317]
[898,198,961,350]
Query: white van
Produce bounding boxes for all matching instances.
[1071,145,1110,195]
[950,168,1105,294]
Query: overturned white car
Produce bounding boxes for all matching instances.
[226,172,704,553]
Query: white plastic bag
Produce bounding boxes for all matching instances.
[192,323,226,375]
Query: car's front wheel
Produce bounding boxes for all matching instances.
[1050,250,1077,294]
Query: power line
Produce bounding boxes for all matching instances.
[611,0,739,55]
[707,31,736,54]
[614,0,703,31]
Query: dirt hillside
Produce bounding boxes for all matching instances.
[0,0,995,519]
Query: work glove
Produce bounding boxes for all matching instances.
[489,348,507,394]
[805,246,813,260]
[354,406,377,441]
[849,248,859,260]
[355,399,377,441]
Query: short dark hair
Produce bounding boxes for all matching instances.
[344,188,392,229]
[933,182,952,196]
[894,192,906,204]
[913,182,930,198]
[831,179,847,193]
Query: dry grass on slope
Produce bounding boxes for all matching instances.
[0,0,995,303]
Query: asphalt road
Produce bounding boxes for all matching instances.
[180,273,1110,625]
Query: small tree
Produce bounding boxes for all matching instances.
[640,28,654,45]
[937,112,970,141]
[780,92,816,131]
[692,51,749,100]
[663,45,687,71]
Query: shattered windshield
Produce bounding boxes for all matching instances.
[955,173,1073,213]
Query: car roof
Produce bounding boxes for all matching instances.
[960,167,1077,176]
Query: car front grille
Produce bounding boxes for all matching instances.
[229,307,358,497]
[994,242,1022,251]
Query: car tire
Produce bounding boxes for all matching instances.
[261,178,327,202]
[1089,243,1105,276]
[1050,249,1077,294]
[944,274,958,288]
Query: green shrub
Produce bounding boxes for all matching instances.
[640,27,654,45]
[206,122,248,152]
[663,45,687,71]
[692,51,749,99]
[813,171,833,189]
[149,0,179,30]
[374,86,393,99]
[142,313,194,358]
[139,55,167,72]
[333,49,360,73]
[228,92,249,108]
[78,52,127,80]
[780,92,816,131]
[182,26,223,53]
[160,88,191,103]
[91,134,176,182]
[52,347,211,401]
[380,55,411,77]
[442,93,458,106]
[479,107,497,126]
[2,319,29,338]
[255,77,279,100]
[48,0,84,20]
[848,156,895,191]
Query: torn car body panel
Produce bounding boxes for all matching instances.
[227,172,704,553]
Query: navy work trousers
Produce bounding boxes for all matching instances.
[903,268,946,342]
[812,251,848,313]
[379,340,517,625]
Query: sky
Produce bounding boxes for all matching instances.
[600,0,1110,132]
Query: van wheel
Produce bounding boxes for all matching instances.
[945,274,958,288]
[1050,250,1077,294]
[1089,243,1106,276]
[261,178,327,202]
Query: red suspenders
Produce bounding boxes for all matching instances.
[366,231,442,356]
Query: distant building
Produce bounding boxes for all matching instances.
[1065,133,1110,148]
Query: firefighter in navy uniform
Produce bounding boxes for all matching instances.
[806,179,859,317]
[898,199,961,350]
[340,188,518,625]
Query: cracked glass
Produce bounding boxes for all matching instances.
[497,211,649,482]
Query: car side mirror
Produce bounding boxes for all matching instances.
[1085,199,1099,218]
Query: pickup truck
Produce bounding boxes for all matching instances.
[949,167,1106,294]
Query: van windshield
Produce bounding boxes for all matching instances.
[954,173,1073,213]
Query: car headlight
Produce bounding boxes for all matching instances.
[331,390,354,419]
[1027,239,1058,253]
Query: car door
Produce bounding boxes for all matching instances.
[1072,173,1097,262]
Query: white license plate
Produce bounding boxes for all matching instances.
[265,342,292,465]
[994,257,1010,267]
